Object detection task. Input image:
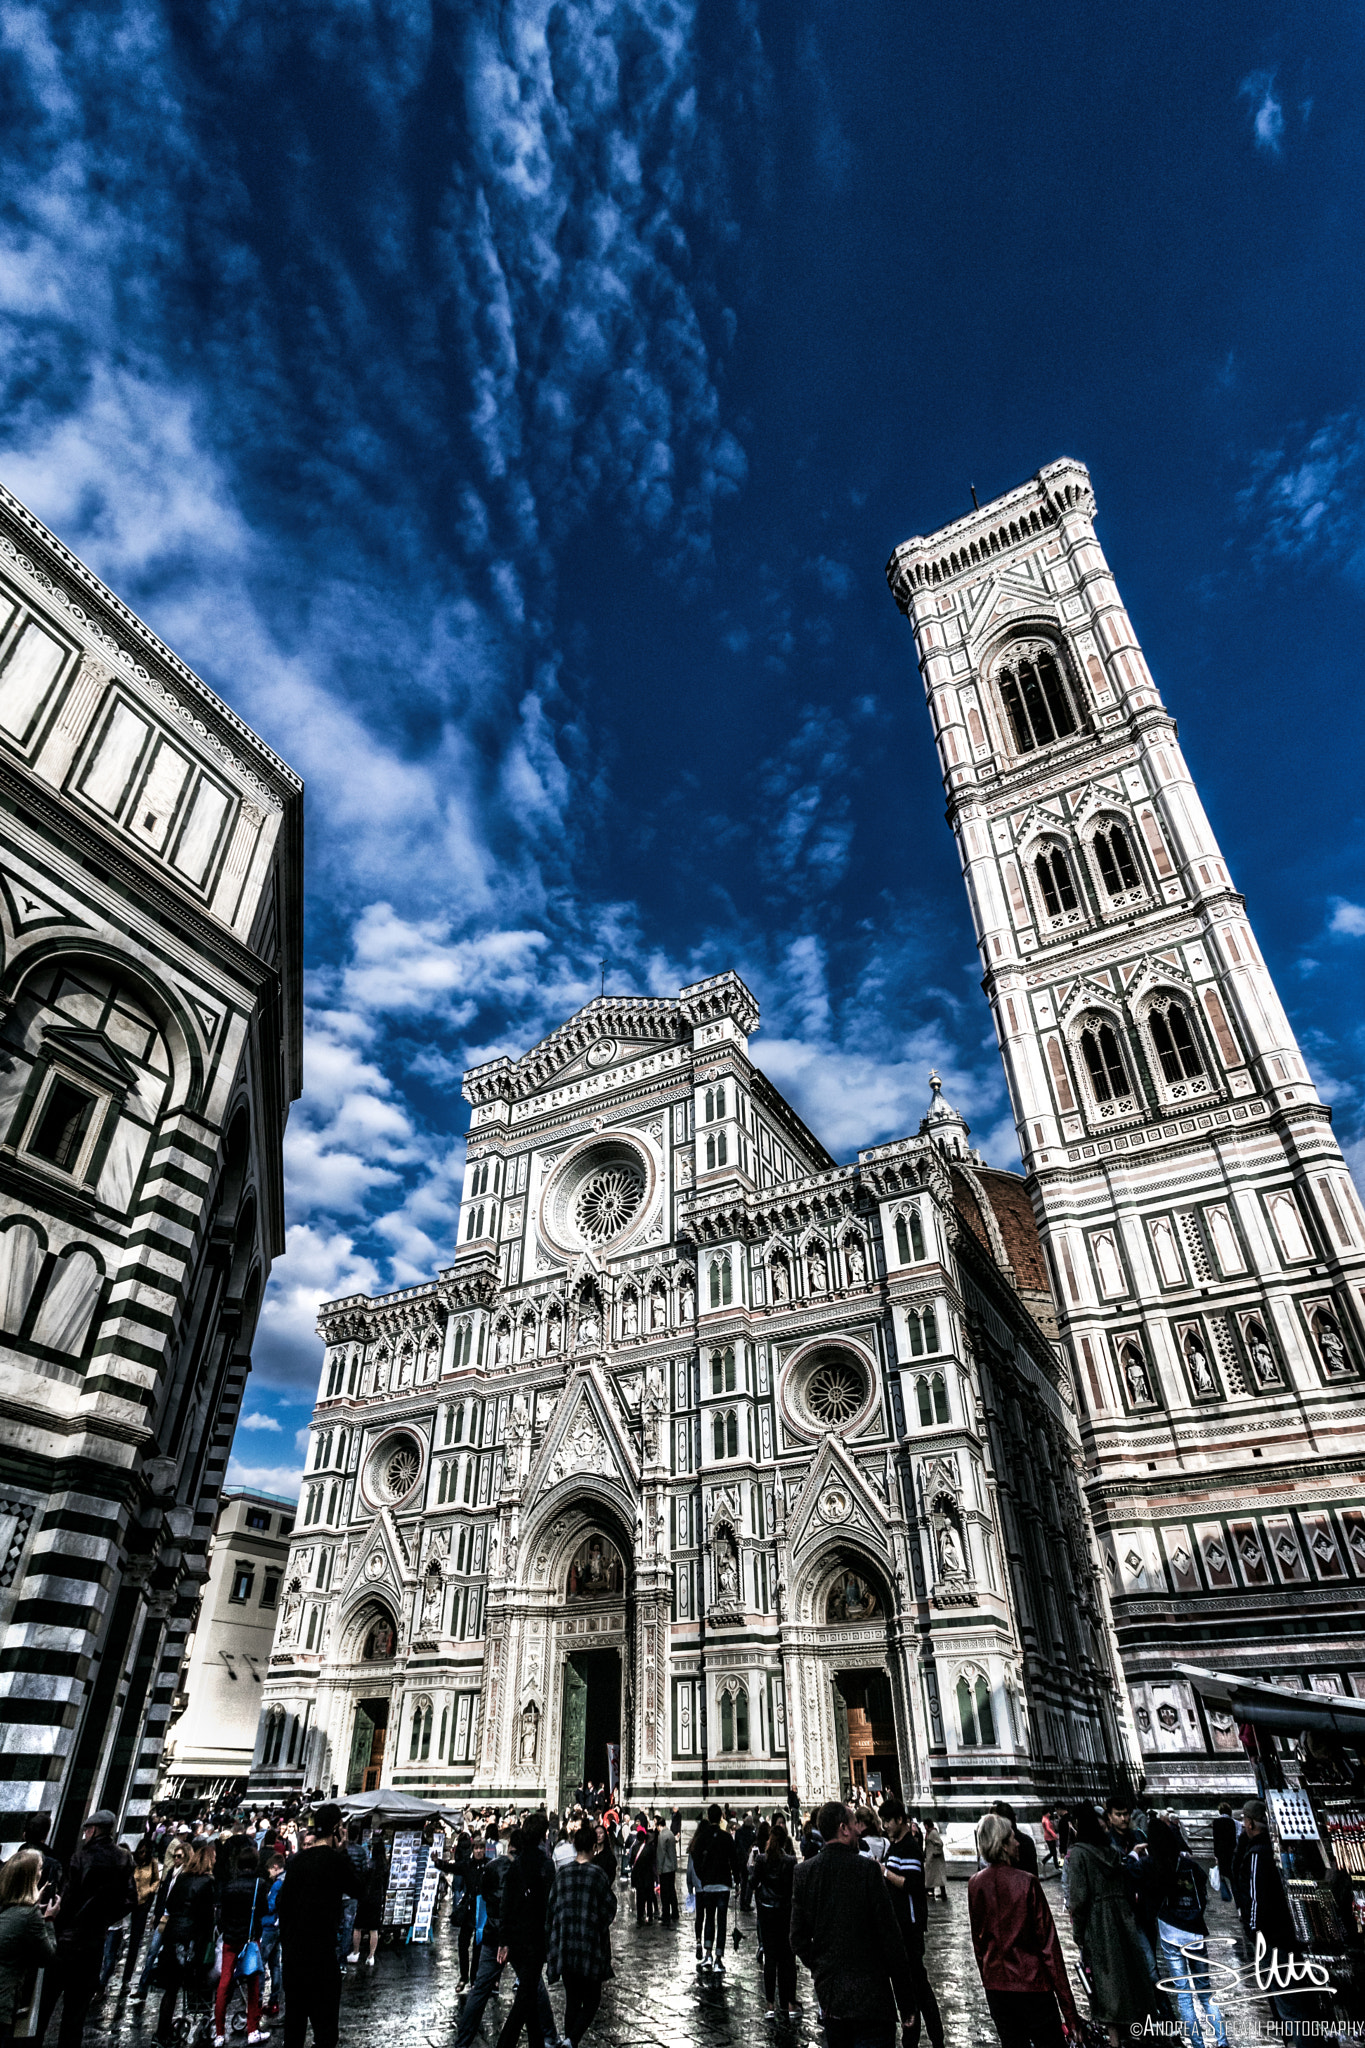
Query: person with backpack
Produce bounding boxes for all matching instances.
[273,1803,360,2048]
[494,1814,554,2048]
[452,1836,508,2048]
[752,1818,799,2021]
[544,1824,616,2048]
[883,1798,943,2048]
[654,1820,678,1926]
[215,1840,269,2046]
[1146,1819,1225,2048]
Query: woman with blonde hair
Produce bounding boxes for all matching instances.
[968,1812,1079,2048]
[0,1849,58,2047]
[154,1842,216,2048]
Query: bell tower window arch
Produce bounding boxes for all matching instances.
[993,643,1080,754]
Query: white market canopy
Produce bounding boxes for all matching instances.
[1176,1663,1365,1739]
[336,1788,461,1827]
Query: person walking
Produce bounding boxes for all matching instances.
[153,1842,216,2048]
[629,1824,656,1927]
[654,1821,678,1926]
[131,1838,185,2005]
[1065,1805,1161,2047]
[991,1805,1038,1878]
[1233,1798,1304,2031]
[1209,1805,1236,1905]
[1146,1819,1225,2048]
[883,1798,943,2048]
[545,1825,616,2048]
[923,1820,947,1902]
[734,1814,757,1911]
[274,1803,360,2048]
[790,1801,917,2048]
[258,1854,285,2023]
[752,1817,799,2021]
[1041,1813,1059,1872]
[686,1807,737,1972]
[215,1839,269,2046]
[39,1809,135,2048]
[119,1837,162,1997]
[968,1813,1079,2048]
[494,1815,554,2048]
[346,1835,386,1969]
[0,1850,59,2048]
[453,1836,510,2048]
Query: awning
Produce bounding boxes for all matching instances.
[1176,1663,1365,1738]
[336,1788,462,1827]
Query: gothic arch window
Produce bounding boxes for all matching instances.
[995,646,1079,753]
[916,1372,949,1426]
[1033,845,1079,918]
[262,1705,286,1767]
[1092,822,1141,895]
[974,1674,997,1744]
[709,1255,733,1308]
[956,1675,978,1746]
[906,1304,940,1357]
[325,1351,344,1397]
[408,1694,433,1762]
[704,1085,727,1123]
[453,1321,473,1370]
[710,1345,737,1395]
[1146,998,1206,1086]
[1078,1018,1130,1105]
[719,1681,750,1752]
[712,1409,739,1459]
[895,1206,927,1264]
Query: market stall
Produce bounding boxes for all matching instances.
[337,1788,461,1944]
[1178,1664,1365,2021]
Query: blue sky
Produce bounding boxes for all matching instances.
[0,0,1361,1495]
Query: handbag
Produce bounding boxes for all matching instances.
[237,1883,263,1977]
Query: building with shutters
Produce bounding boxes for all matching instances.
[156,1490,296,1804]
[0,481,302,1853]
[250,978,1127,1827]
[887,460,1365,1794]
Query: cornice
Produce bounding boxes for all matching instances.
[0,488,300,805]
[886,461,1095,610]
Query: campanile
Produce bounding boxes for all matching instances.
[888,461,1365,1792]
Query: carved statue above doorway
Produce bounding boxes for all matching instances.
[826,1570,881,1623]
[567,1532,623,1600]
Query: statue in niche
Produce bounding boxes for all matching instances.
[771,1260,790,1302]
[809,1246,828,1293]
[1247,1323,1283,1384]
[280,1582,302,1642]
[680,1274,695,1320]
[567,1533,622,1600]
[1314,1314,1348,1376]
[1123,1345,1153,1406]
[826,1571,880,1622]
[518,1320,535,1360]
[519,1702,539,1764]
[546,1310,562,1352]
[650,1288,666,1330]
[1183,1331,1215,1395]
[622,1293,639,1338]
[420,1566,443,1631]
[939,1523,965,1578]
[362,1614,395,1660]
[845,1239,866,1285]
[576,1302,600,1348]
[494,1324,511,1367]
[715,1539,739,1603]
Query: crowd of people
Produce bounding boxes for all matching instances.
[0,1786,1311,2048]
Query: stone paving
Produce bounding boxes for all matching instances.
[97,1865,1309,2048]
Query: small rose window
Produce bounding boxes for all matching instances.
[805,1359,867,1426]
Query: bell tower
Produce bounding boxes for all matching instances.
[888,462,1365,1791]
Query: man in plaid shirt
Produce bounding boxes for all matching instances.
[545,1825,617,2047]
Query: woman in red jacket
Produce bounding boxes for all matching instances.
[968,1814,1080,2048]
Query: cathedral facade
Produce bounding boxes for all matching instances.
[887,461,1365,1794]
[251,976,1126,1823]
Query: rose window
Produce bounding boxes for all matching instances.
[384,1446,421,1498]
[806,1360,866,1426]
[574,1164,645,1244]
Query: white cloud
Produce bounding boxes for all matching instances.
[1238,413,1365,580]
[238,1412,282,1433]
[224,1456,305,1501]
[1240,71,1284,154]
[1329,899,1365,937]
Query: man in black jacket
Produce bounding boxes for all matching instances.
[790,1802,918,2048]
[495,1815,554,2048]
[39,1809,135,2048]
[275,1803,359,2048]
[453,1839,510,2048]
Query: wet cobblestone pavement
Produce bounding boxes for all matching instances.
[95,1868,1315,2048]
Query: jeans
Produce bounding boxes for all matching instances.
[338,1900,358,1964]
[755,1906,796,2008]
[1158,1932,1226,2048]
[454,1941,504,2048]
[282,1947,342,2048]
[983,1990,1066,2048]
[216,1948,262,2037]
[122,1903,153,1991]
[696,1891,728,1956]
[136,1926,164,1998]
[560,1972,602,2047]
[494,1957,547,2048]
[259,1929,281,2009]
[904,1946,944,2048]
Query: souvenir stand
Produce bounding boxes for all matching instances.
[1179,1666,1365,2023]
[338,1788,454,1946]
